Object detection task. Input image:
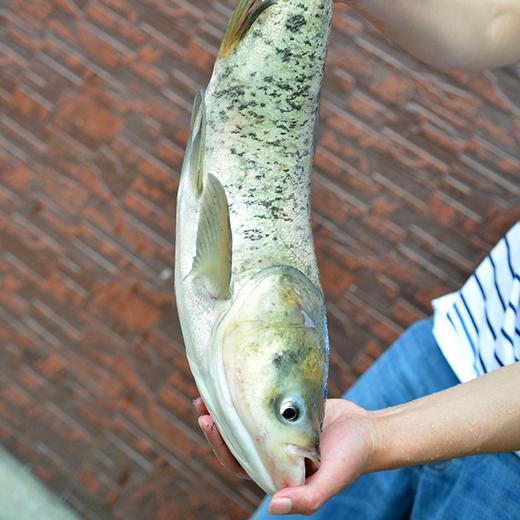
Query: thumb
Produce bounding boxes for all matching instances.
[268,458,350,515]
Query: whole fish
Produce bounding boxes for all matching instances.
[175,0,332,494]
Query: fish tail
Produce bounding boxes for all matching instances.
[218,0,277,59]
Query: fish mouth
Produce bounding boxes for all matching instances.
[267,444,321,490]
[286,444,321,478]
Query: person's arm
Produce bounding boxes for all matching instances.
[338,0,520,70]
[369,361,520,470]
[196,362,520,515]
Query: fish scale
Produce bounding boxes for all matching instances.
[204,0,332,291]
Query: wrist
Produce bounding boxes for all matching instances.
[364,402,422,473]
[362,408,387,474]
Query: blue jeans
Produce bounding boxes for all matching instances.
[252,319,520,519]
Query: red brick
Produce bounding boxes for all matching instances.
[41,170,89,215]
[155,140,184,170]
[77,468,104,496]
[91,282,162,333]
[419,122,467,155]
[87,2,146,45]
[392,298,427,327]
[1,167,37,191]
[6,26,43,53]
[12,0,53,22]
[56,92,123,144]
[16,368,47,394]
[1,385,32,408]
[370,74,412,105]
[318,255,354,301]
[476,116,516,148]
[0,292,28,316]
[332,6,363,36]
[127,61,168,87]
[33,355,67,380]
[11,87,52,119]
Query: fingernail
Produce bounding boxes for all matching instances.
[269,498,292,515]
[200,424,211,445]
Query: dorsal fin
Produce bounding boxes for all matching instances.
[190,88,205,133]
[218,0,277,59]
[180,89,205,198]
[189,90,206,198]
[190,174,232,299]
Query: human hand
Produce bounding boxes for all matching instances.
[194,397,377,515]
[194,397,250,479]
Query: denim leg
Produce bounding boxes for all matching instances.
[251,319,460,520]
[411,452,520,520]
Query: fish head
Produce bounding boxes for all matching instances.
[213,267,328,494]
[242,325,325,491]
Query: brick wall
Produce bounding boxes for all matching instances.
[0,1,519,518]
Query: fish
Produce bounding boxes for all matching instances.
[174,0,332,494]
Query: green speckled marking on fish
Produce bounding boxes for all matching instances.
[204,0,332,291]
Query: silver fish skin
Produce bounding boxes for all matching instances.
[175,0,332,494]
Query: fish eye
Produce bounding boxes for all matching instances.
[279,397,304,423]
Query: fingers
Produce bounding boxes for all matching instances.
[269,470,345,515]
[268,473,342,515]
[268,405,371,515]
[193,397,209,415]
[193,397,247,477]
[197,415,250,479]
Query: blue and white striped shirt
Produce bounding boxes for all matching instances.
[432,222,519,457]
[432,222,519,383]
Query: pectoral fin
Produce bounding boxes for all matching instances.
[191,174,232,299]
[218,0,277,59]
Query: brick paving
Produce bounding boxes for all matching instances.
[0,1,519,518]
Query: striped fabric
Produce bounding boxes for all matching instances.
[432,221,520,457]
[432,222,520,382]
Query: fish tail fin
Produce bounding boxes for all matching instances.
[218,0,277,59]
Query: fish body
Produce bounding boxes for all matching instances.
[175,0,332,494]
